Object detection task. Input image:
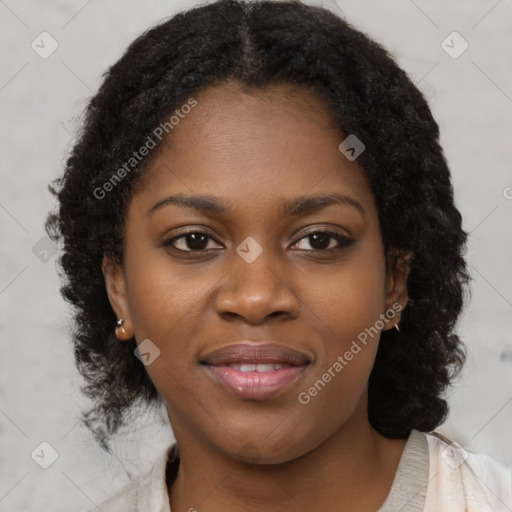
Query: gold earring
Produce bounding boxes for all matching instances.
[115,318,127,339]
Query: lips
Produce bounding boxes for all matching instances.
[201,342,310,366]
[201,342,311,400]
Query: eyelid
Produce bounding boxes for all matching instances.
[290,230,354,251]
[163,226,353,253]
[293,224,353,241]
[163,228,223,250]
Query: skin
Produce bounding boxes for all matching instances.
[103,80,412,511]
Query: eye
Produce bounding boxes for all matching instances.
[163,231,223,252]
[291,231,354,252]
[163,229,354,254]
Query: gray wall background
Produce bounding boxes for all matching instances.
[1,1,511,511]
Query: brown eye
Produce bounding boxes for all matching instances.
[163,231,222,252]
[292,231,354,251]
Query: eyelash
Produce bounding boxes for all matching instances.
[162,229,354,254]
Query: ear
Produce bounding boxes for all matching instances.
[102,254,133,340]
[382,249,413,331]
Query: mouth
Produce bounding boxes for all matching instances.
[200,342,311,400]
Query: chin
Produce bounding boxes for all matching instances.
[216,432,313,466]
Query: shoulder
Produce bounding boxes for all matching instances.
[421,430,512,512]
[83,478,139,512]
[80,444,178,512]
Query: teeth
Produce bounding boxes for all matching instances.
[255,364,276,372]
[229,363,287,372]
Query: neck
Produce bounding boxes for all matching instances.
[168,404,407,512]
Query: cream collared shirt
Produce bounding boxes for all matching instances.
[85,430,512,511]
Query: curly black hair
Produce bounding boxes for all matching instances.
[45,0,470,452]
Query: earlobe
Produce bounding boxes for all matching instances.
[383,250,413,331]
[102,255,133,340]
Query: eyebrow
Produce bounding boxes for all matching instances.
[147,192,366,218]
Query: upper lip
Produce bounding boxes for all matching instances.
[201,342,311,366]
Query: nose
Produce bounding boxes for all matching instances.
[215,249,301,324]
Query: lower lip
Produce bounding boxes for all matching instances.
[205,364,308,400]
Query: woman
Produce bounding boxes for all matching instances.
[45,0,512,510]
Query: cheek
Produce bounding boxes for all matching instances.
[302,241,387,348]
[123,248,222,378]
[297,244,386,404]
[124,240,210,336]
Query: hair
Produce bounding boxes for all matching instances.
[45,0,470,452]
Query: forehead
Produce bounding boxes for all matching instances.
[184,80,338,128]
[130,81,376,221]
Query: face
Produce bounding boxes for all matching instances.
[103,81,410,464]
